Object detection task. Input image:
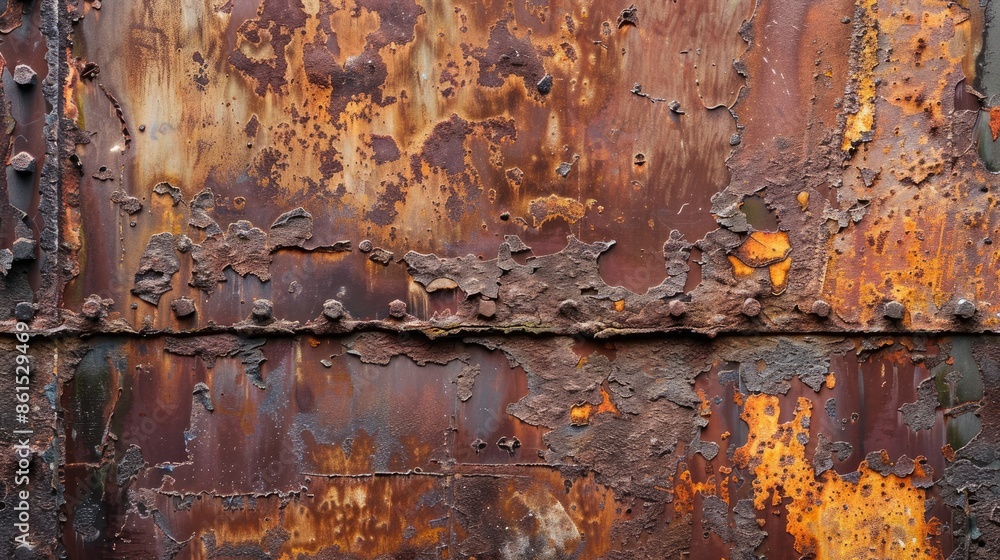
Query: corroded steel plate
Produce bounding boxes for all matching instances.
[0,0,998,558]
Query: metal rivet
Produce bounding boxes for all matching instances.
[559,299,579,316]
[478,298,496,319]
[13,302,34,321]
[171,297,196,318]
[12,238,36,261]
[811,300,831,317]
[81,294,111,321]
[251,299,273,321]
[10,151,36,174]
[883,300,905,320]
[388,299,407,318]
[954,298,976,320]
[742,298,761,317]
[668,300,687,317]
[323,299,345,321]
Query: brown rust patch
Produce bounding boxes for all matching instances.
[66,0,752,314]
[0,1,23,33]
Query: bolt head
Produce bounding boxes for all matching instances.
[536,74,553,95]
[10,151,36,174]
[12,238,36,261]
[323,299,345,321]
[251,299,273,321]
[175,235,192,253]
[558,299,579,316]
[811,300,831,317]
[741,298,761,317]
[955,298,976,320]
[171,297,196,318]
[478,298,496,319]
[13,64,36,86]
[81,295,110,320]
[13,302,34,322]
[883,300,905,320]
[667,300,687,317]
[388,299,407,318]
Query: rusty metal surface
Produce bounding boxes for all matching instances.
[38,333,991,559]
[2,0,1000,558]
[19,0,996,337]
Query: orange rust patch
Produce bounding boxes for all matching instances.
[825,372,837,389]
[734,394,943,560]
[305,429,381,475]
[990,107,1000,141]
[613,300,625,312]
[718,465,733,505]
[569,404,590,426]
[731,231,792,267]
[797,191,810,210]
[729,231,793,294]
[570,385,620,426]
[695,387,712,417]
[728,255,755,278]
[672,463,721,517]
[891,147,944,185]
[768,257,792,295]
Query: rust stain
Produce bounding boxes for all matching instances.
[842,0,879,151]
[768,257,792,296]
